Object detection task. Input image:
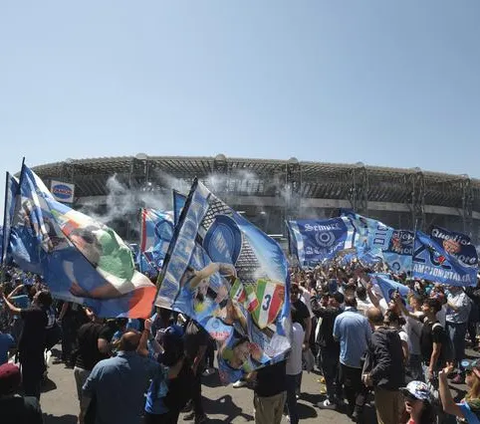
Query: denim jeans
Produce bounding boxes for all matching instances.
[446,321,467,369]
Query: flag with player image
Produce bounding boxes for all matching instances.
[156,179,291,384]
[7,164,157,318]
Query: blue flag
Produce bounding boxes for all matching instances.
[286,218,354,267]
[372,273,410,302]
[382,230,414,274]
[156,179,291,384]
[9,165,157,317]
[341,210,413,273]
[341,210,392,255]
[173,190,187,226]
[412,231,477,287]
[2,173,20,266]
[430,226,478,268]
[140,208,173,270]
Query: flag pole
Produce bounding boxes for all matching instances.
[0,157,25,282]
[0,172,10,285]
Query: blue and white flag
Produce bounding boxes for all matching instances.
[430,226,478,268]
[173,190,187,226]
[286,218,354,267]
[412,231,477,287]
[9,165,157,317]
[341,210,392,255]
[140,208,174,269]
[2,173,20,266]
[372,273,410,302]
[156,179,291,384]
[382,230,414,274]
[341,210,413,273]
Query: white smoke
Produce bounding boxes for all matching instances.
[78,174,172,227]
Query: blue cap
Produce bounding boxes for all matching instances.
[158,325,185,366]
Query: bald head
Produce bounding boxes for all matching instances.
[119,331,141,352]
[367,307,384,326]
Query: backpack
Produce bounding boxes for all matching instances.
[432,322,454,365]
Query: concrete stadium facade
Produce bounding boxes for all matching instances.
[33,154,480,245]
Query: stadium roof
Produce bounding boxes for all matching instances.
[32,155,480,210]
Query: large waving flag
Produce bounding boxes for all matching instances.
[286,218,354,267]
[341,210,392,255]
[8,165,156,317]
[156,179,291,384]
[140,208,174,269]
[2,173,20,266]
[341,210,413,273]
[430,226,478,268]
[412,231,477,287]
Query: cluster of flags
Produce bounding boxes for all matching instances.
[2,164,291,383]
[288,210,479,287]
[3,161,478,382]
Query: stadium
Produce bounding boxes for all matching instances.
[32,154,480,247]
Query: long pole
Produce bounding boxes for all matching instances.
[1,172,10,275]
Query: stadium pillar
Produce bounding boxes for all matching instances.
[349,163,368,215]
[213,154,229,195]
[410,170,425,231]
[285,158,302,224]
[462,176,474,237]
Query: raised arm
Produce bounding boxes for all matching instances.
[136,318,152,357]
[439,366,464,418]
[2,293,21,315]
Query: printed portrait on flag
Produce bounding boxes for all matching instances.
[9,165,156,318]
[156,180,291,384]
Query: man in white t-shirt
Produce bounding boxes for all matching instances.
[285,322,304,424]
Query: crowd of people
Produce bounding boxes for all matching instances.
[1,262,480,424]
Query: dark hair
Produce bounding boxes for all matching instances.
[37,290,52,308]
[333,292,344,304]
[115,318,128,329]
[424,298,442,314]
[344,296,357,308]
[418,401,437,424]
[384,310,405,326]
[356,286,367,299]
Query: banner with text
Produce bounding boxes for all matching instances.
[412,230,477,286]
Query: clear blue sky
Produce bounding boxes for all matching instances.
[1,1,479,202]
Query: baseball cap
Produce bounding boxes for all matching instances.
[0,363,21,395]
[400,381,433,403]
